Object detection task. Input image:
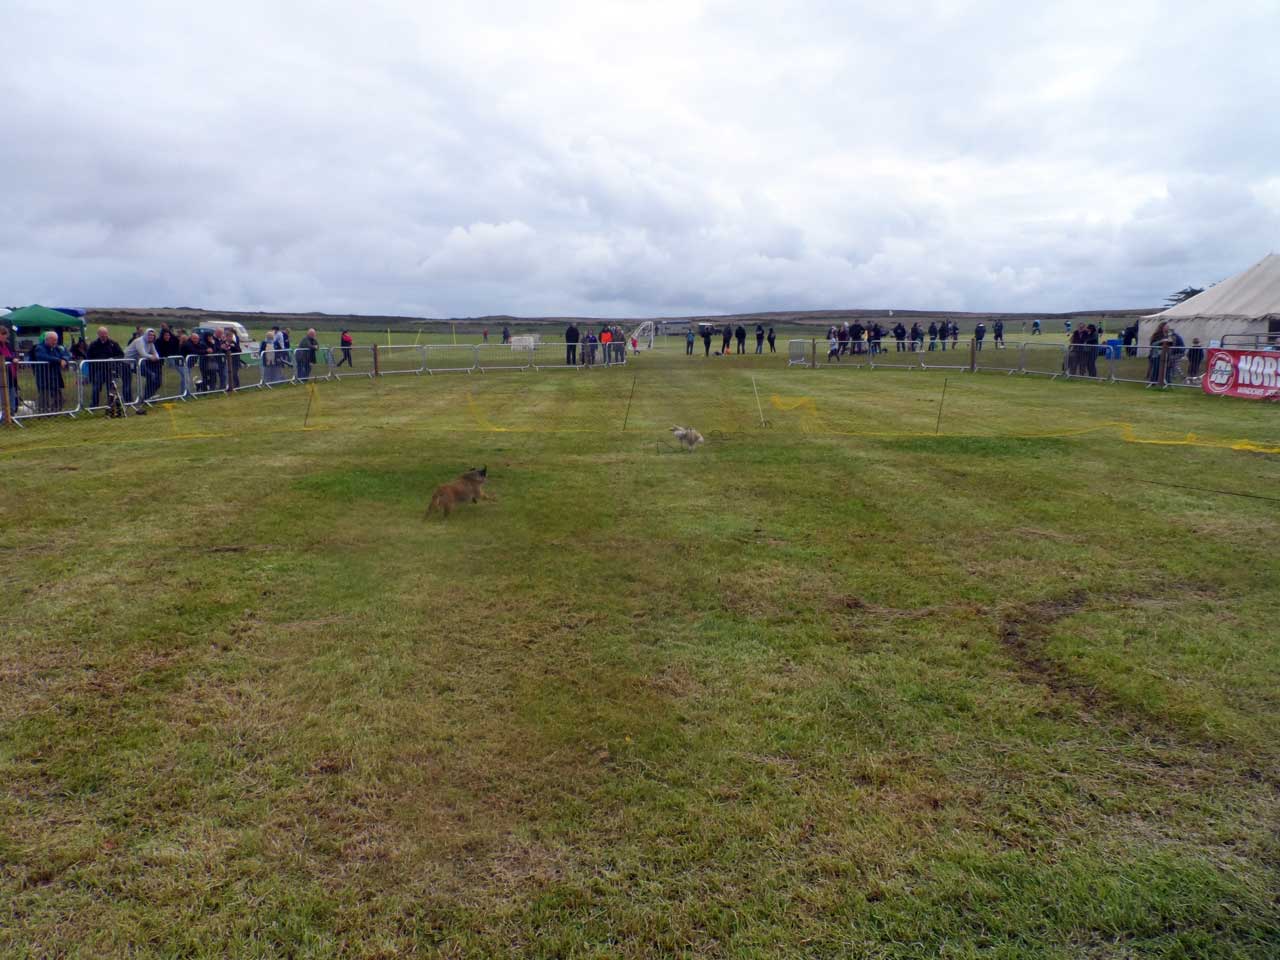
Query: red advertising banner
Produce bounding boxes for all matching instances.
[1202,348,1280,400]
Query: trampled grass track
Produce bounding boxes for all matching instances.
[1,349,1278,958]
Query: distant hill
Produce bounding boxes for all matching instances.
[86,305,1157,333]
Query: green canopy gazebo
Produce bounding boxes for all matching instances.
[4,305,86,347]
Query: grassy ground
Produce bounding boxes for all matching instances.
[2,352,1278,958]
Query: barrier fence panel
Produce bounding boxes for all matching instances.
[137,357,188,405]
[576,340,611,367]
[259,346,297,387]
[869,344,924,370]
[190,353,232,397]
[601,339,629,366]
[815,341,871,368]
[424,344,478,373]
[1021,342,1068,378]
[227,352,263,392]
[974,339,1024,373]
[531,341,581,370]
[332,344,374,378]
[79,359,140,413]
[1165,346,1201,389]
[787,339,811,367]
[378,345,426,375]
[1063,344,1108,381]
[293,346,333,383]
[476,342,532,372]
[1111,346,1159,386]
[920,340,970,370]
[13,359,81,420]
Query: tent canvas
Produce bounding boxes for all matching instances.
[5,304,87,333]
[1140,255,1280,348]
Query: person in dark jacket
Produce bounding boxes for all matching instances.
[85,326,127,407]
[928,321,938,350]
[296,328,319,381]
[198,332,222,391]
[910,322,923,350]
[1083,324,1100,378]
[334,329,354,368]
[565,323,580,365]
[701,326,712,357]
[734,325,747,354]
[974,322,986,352]
[33,332,69,413]
[755,324,765,354]
[850,322,864,355]
[767,326,776,352]
[1186,338,1205,380]
[685,328,695,355]
[993,319,1004,347]
[892,322,907,351]
[950,321,959,347]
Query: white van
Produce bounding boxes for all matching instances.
[194,321,258,355]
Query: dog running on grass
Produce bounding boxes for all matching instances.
[425,466,490,518]
[670,426,705,451]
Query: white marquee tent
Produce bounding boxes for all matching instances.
[1141,254,1280,348]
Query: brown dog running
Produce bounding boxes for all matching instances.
[425,466,489,518]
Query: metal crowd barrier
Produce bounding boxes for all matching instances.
[293,346,332,383]
[530,341,582,370]
[332,344,373,379]
[789,338,1210,390]
[378,345,426,375]
[138,357,187,405]
[13,359,80,420]
[79,358,139,413]
[973,340,1023,374]
[260,346,296,387]
[869,346,923,371]
[476,342,532,372]
[424,344,478,373]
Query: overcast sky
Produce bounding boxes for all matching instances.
[3,1,1279,318]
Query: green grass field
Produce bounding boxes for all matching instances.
[2,352,1278,958]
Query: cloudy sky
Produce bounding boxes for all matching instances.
[3,1,1279,318]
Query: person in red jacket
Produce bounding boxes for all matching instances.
[336,329,354,368]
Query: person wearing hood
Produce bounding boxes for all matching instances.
[735,324,747,354]
[124,328,161,405]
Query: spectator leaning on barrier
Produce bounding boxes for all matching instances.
[297,328,319,380]
[33,331,70,413]
[124,328,160,407]
[86,326,126,407]
[0,325,18,419]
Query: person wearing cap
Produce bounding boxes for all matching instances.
[33,331,71,413]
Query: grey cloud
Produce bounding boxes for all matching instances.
[2,0,1279,317]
